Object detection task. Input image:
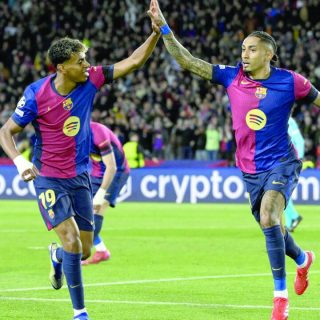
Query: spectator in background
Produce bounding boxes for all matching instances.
[123,132,145,168]
[153,130,164,159]
[170,118,184,159]
[0,0,320,163]
[180,118,195,159]
[194,119,207,160]
[205,118,221,161]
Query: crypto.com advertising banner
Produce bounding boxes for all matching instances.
[0,166,319,204]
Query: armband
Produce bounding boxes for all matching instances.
[160,24,171,36]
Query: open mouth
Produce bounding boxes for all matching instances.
[84,68,89,77]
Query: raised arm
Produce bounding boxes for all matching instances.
[148,0,213,81]
[113,30,160,80]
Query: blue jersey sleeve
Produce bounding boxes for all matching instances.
[211,64,240,88]
[11,86,38,127]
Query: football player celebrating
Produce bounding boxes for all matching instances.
[148,0,320,319]
[0,4,160,320]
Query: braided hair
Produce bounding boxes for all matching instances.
[248,31,278,63]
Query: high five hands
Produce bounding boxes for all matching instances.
[148,0,167,30]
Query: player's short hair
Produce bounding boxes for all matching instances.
[248,31,278,63]
[48,38,88,67]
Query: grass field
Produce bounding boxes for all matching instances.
[0,201,319,320]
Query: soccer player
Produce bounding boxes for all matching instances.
[285,117,304,232]
[81,121,130,265]
[0,14,160,320]
[148,1,320,319]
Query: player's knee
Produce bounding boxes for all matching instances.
[260,215,274,228]
[61,234,82,253]
[260,206,280,227]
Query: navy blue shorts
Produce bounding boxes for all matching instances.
[91,171,129,208]
[242,159,302,222]
[34,172,94,231]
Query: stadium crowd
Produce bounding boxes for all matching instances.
[0,0,320,166]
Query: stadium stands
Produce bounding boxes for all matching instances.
[0,0,319,165]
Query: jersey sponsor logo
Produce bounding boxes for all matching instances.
[245,109,267,131]
[255,87,267,99]
[17,96,26,108]
[62,98,73,110]
[90,153,102,162]
[63,116,80,137]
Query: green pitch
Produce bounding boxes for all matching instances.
[0,201,319,320]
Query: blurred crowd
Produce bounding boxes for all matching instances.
[0,0,320,166]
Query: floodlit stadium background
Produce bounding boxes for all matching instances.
[0,1,319,319]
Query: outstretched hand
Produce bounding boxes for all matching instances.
[151,22,161,34]
[148,0,167,29]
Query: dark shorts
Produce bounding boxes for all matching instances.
[242,159,302,222]
[91,171,129,208]
[34,172,94,231]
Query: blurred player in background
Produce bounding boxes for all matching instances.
[148,0,320,319]
[82,121,130,265]
[285,117,304,232]
[0,8,160,320]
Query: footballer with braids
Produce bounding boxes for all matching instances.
[148,0,320,319]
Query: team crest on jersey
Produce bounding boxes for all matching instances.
[48,209,55,219]
[63,116,80,137]
[62,98,73,110]
[246,109,267,131]
[255,87,267,99]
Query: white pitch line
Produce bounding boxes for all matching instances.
[0,271,319,293]
[0,296,319,311]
